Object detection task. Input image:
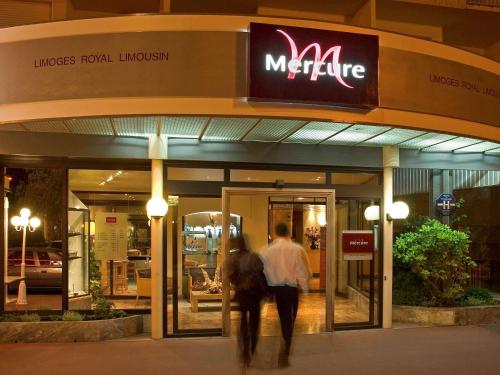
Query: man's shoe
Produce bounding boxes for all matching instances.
[277,352,290,369]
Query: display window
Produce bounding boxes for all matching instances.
[3,167,64,312]
[68,169,151,311]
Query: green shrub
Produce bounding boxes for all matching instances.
[1,313,19,322]
[111,310,128,319]
[62,311,84,321]
[394,219,475,306]
[19,313,41,322]
[93,297,114,319]
[393,271,432,306]
[461,286,496,306]
[49,315,60,321]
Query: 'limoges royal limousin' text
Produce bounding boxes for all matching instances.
[34,51,169,68]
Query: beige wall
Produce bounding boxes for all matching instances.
[0,15,498,141]
[376,19,443,42]
[230,195,268,253]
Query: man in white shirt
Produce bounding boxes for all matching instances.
[261,222,311,368]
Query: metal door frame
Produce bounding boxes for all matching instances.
[221,187,336,336]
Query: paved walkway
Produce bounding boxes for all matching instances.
[0,326,499,375]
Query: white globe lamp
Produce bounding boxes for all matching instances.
[146,197,168,218]
[364,205,380,221]
[388,201,410,221]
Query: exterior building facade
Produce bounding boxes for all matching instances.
[0,1,499,338]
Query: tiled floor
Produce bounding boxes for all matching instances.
[167,293,370,335]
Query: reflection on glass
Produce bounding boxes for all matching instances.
[172,202,241,332]
[335,199,380,326]
[68,169,151,310]
[4,168,63,311]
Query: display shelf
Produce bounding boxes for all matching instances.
[183,250,211,255]
[68,208,90,298]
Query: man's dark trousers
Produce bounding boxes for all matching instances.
[271,285,299,356]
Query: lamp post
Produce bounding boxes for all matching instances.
[11,208,41,305]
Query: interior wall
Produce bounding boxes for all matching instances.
[230,195,268,253]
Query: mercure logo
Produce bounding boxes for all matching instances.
[265,29,366,88]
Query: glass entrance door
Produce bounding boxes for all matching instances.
[166,189,381,336]
[221,188,336,336]
[167,196,242,336]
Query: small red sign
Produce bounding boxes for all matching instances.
[106,217,117,224]
[342,231,374,253]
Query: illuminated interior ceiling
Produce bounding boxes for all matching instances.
[1,116,499,154]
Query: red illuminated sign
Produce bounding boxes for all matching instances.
[249,23,379,108]
[342,230,374,260]
[106,217,117,224]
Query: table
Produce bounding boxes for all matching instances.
[190,290,234,312]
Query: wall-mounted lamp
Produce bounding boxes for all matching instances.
[364,205,380,221]
[364,201,410,222]
[146,197,168,219]
[387,201,409,221]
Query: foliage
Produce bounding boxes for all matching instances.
[49,315,61,321]
[304,227,320,249]
[1,314,18,322]
[461,286,497,306]
[394,218,475,306]
[62,311,84,321]
[19,313,41,322]
[89,251,102,302]
[37,305,52,311]
[393,271,432,306]
[110,310,128,319]
[93,297,114,319]
[11,169,65,244]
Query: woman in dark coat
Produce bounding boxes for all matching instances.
[226,235,267,367]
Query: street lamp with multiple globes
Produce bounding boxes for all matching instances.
[10,208,41,305]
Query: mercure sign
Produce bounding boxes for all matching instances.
[249,23,379,108]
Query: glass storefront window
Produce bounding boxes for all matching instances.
[4,168,64,311]
[68,169,151,311]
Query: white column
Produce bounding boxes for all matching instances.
[149,136,168,339]
[382,146,399,329]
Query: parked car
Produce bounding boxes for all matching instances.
[7,247,62,291]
